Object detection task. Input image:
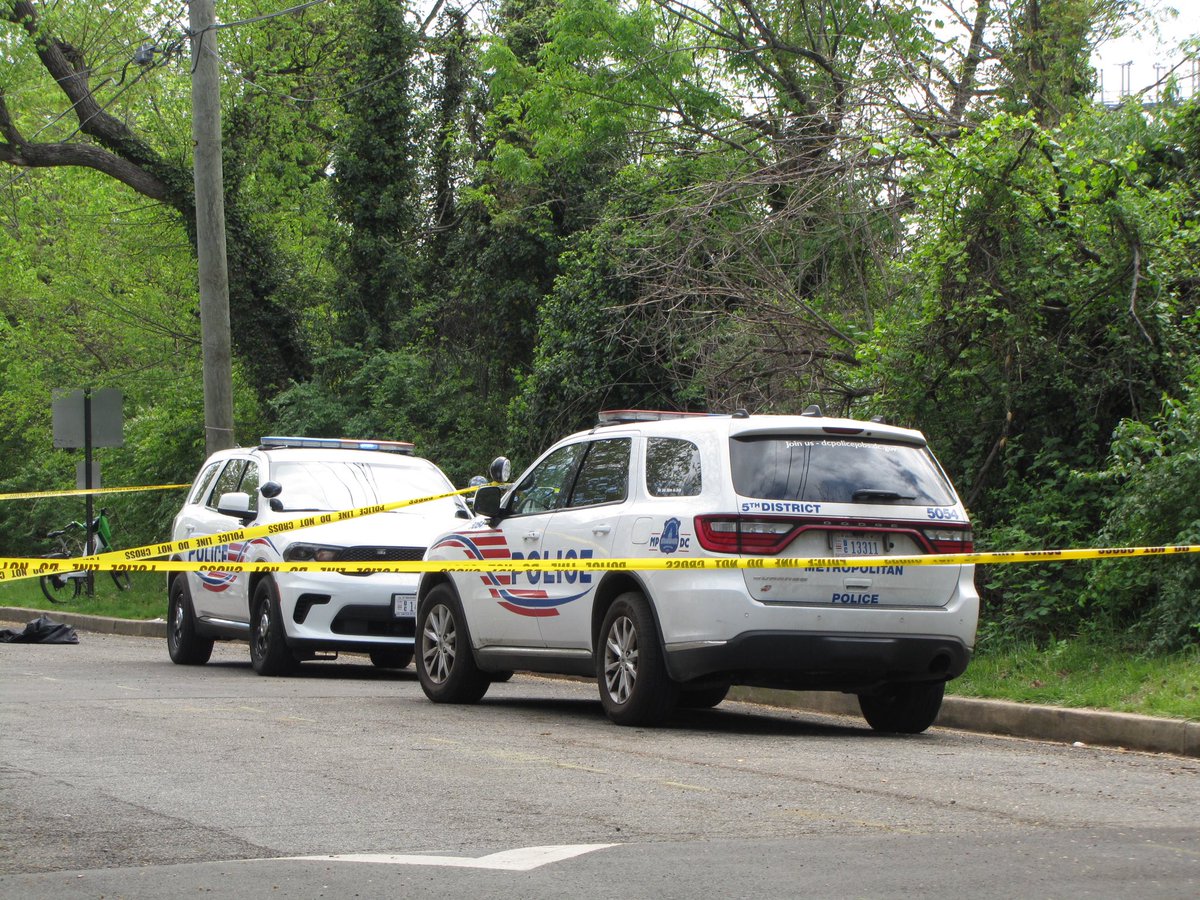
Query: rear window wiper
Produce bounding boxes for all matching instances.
[851,489,916,503]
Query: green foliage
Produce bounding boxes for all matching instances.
[0,152,271,552]
[5,0,1200,660]
[329,0,421,349]
[973,457,1098,647]
[509,217,705,459]
[864,96,1199,649]
[268,346,506,486]
[1080,369,1200,650]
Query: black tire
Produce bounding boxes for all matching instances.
[250,579,296,676]
[679,683,730,709]
[369,646,414,669]
[39,553,81,603]
[167,577,213,665]
[415,584,490,704]
[490,670,515,683]
[858,681,946,734]
[110,569,133,591]
[597,591,678,726]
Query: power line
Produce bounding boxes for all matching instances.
[189,0,332,34]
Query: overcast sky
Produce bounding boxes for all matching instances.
[1092,1,1200,102]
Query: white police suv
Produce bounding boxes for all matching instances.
[416,409,979,731]
[167,437,470,674]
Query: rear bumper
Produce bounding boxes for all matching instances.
[664,630,972,693]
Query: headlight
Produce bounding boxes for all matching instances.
[283,543,344,562]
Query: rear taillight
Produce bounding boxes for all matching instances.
[695,516,799,554]
[923,527,974,554]
[697,516,973,556]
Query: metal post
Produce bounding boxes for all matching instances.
[83,387,95,597]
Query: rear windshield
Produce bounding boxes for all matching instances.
[730,436,956,506]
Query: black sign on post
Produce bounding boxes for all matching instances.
[51,388,123,596]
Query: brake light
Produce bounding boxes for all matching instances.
[923,527,974,554]
[695,516,799,554]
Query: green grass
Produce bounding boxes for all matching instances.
[953,638,1200,720]
[0,573,166,621]
[3,575,1197,720]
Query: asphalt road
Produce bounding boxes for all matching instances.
[1,631,1197,898]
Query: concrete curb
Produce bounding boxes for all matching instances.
[1,606,166,639]
[731,687,1199,758]
[3,606,1195,757]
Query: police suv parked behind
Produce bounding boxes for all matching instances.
[417,409,979,732]
[168,437,470,674]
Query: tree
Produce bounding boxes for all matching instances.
[0,0,315,397]
[328,0,421,349]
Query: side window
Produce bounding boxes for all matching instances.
[239,462,260,514]
[207,460,248,510]
[647,438,702,497]
[568,439,631,508]
[188,462,222,505]
[508,444,587,516]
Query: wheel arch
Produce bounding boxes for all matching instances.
[246,568,278,619]
[418,572,456,606]
[166,563,184,596]
[590,571,663,656]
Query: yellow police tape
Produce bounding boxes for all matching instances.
[0,480,1196,583]
[1,546,1197,582]
[0,483,191,501]
[0,483,488,584]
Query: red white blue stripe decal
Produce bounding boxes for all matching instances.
[431,531,591,617]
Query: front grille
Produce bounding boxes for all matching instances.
[333,546,425,576]
[335,546,426,562]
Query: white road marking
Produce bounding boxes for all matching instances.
[282,844,617,871]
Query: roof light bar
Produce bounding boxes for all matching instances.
[260,436,415,454]
[596,410,710,426]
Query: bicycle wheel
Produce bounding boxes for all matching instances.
[39,552,82,603]
[109,569,133,591]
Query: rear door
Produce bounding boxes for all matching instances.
[727,435,970,609]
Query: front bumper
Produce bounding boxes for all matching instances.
[276,571,418,649]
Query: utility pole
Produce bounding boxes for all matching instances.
[189,0,235,454]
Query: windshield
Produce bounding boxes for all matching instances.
[270,460,463,515]
[730,436,956,506]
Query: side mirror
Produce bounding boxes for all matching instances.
[489,456,512,483]
[472,485,504,518]
[216,491,253,522]
[259,481,284,511]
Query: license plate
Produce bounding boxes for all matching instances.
[831,533,884,556]
[392,593,416,618]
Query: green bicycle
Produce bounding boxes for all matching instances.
[39,508,132,602]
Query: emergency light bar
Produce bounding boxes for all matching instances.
[596,410,712,426]
[260,436,415,454]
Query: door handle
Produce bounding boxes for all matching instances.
[524,531,541,542]
[592,524,612,535]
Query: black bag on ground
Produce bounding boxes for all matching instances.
[0,615,80,644]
